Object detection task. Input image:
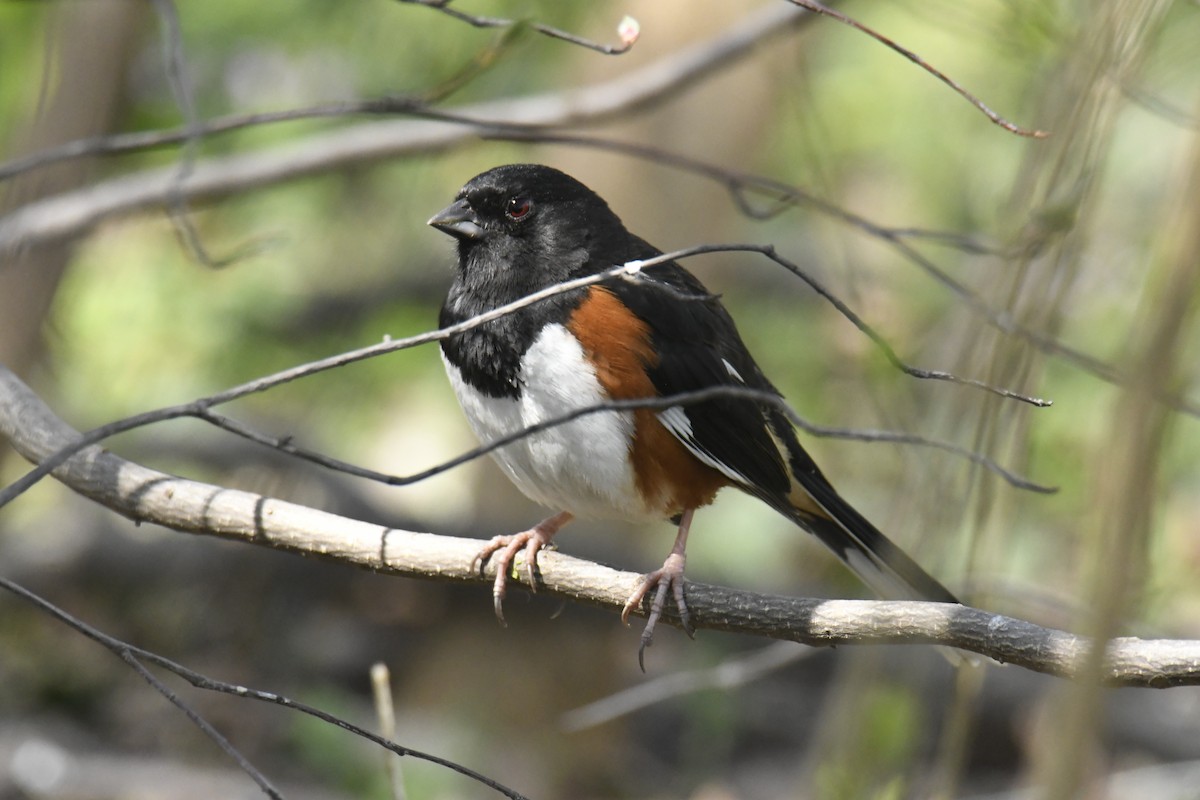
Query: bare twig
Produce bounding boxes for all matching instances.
[0,99,415,182]
[396,0,638,55]
[561,641,813,731]
[196,390,1053,496]
[0,578,530,800]
[0,246,1050,510]
[0,3,809,254]
[487,131,1200,418]
[150,0,255,269]
[784,0,1047,137]
[785,420,1054,493]
[1,366,1197,687]
[119,649,283,800]
[747,244,1050,406]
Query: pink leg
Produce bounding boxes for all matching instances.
[622,508,695,669]
[472,511,573,625]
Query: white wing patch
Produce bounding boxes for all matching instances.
[721,358,744,382]
[656,405,752,486]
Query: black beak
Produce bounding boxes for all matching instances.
[427,198,485,240]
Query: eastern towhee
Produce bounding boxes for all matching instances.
[429,164,959,660]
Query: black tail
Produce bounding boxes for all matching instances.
[775,481,973,666]
[777,487,960,605]
[755,411,959,604]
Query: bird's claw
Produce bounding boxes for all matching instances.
[622,553,691,671]
[472,527,558,626]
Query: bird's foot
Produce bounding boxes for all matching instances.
[621,551,692,671]
[471,511,572,626]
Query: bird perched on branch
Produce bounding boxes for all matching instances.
[429,163,958,664]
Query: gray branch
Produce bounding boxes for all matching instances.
[2,364,1198,687]
[0,4,809,257]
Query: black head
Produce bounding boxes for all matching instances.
[432,165,633,397]
[428,164,628,289]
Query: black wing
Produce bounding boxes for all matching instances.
[602,247,796,497]
[603,242,958,605]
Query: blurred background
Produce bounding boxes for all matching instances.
[2,0,1199,798]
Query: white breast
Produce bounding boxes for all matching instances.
[443,323,655,521]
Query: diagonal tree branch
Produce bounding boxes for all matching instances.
[0,3,810,256]
[0,577,531,800]
[2,365,1197,687]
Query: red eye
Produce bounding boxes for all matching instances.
[506,196,532,220]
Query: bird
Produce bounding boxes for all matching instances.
[428,163,959,662]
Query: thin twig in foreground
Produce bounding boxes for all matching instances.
[0,245,1049,510]
[493,131,1200,419]
[198,391,1054,495]
[119,649,283,800]
[0,577,531,800]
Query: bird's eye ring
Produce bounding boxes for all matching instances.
[506,196,532,220]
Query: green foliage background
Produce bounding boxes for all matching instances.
[2,1,1199,798]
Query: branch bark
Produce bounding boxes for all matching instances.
[2,365,1198,687]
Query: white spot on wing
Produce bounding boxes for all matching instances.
[656,406,752,486]
[721,358,744,382]
[657,406,692,438]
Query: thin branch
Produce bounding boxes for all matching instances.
[419,22,529,105]
[0,578,530,800]
[0,3,810,254]
[787,420,1055,493]
[199,390,1054,495]
[151,0,237,269]
[486,130,1010,254]
[397,0,638,55]
[750,244,1050,406]
[6,9,1173,413]
[784,0,1047,137]
[1,365,1197,687]
[0,100,412,182]
[0,246,1049,510]
[3,14,1173,411]
[561,641,813,731]
[487,131,1200,419]
[119,649,283,800]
